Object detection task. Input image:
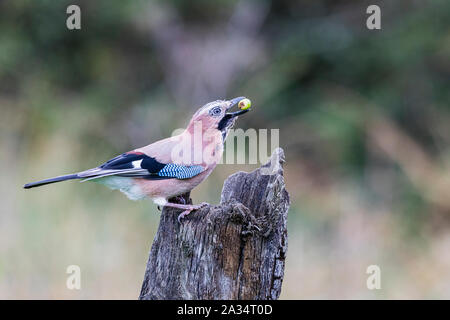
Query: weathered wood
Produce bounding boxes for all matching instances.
[139,148,289,300]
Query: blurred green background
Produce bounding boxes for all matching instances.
[0,0,449,299]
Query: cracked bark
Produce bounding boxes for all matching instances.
[139,148,289,300]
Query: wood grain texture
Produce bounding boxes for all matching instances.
[139,148,289,300]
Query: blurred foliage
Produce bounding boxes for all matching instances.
[0,0,450,299]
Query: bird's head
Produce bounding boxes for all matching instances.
[187,97,250,140]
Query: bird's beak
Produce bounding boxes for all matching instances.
[225,96,249,117]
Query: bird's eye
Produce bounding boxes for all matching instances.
[209,106,222,117]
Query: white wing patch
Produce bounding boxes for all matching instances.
[132,159,143,168]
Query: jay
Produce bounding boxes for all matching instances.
[24,97,250,221]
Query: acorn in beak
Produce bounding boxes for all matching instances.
[225,97,251,117]
[217,97,251,133]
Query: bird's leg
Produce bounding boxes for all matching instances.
[174,195,187,204]
[163,202,208,223]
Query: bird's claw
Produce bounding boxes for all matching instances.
[177,202,209,223]
[177,209,192,223]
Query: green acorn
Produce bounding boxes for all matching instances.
[238,98,251,110]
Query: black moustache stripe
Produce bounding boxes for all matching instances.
[217,114,233,131]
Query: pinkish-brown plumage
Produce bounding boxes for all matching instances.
[24,97,250,221]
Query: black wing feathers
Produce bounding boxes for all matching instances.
[100,152,166,173]
[24,174,79,189]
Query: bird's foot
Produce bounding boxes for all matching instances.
[176,202,209,223]
[196,202,208,209]
[177,209,192,223]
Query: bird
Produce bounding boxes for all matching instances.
[24,97,251,222]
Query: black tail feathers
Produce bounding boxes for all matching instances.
[23,174,79,189]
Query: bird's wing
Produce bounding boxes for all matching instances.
[136,134,183,164]
[79,151,205,182]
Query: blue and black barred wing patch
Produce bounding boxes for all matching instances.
[157,163,205,179]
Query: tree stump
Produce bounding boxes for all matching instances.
[139,148,289,300]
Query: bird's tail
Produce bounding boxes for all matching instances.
[23,174,79,189]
